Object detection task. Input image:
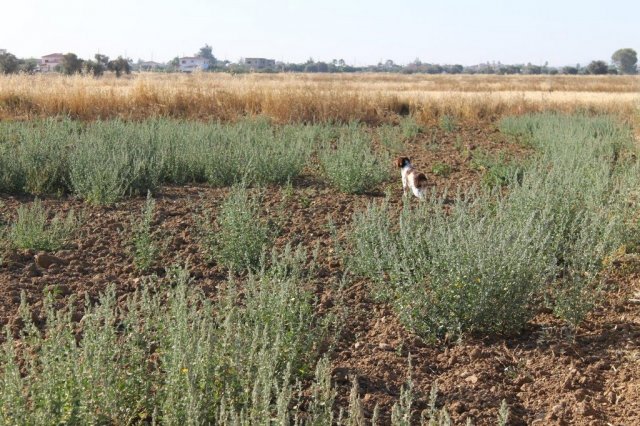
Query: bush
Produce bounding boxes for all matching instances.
[201,185,272,273]
[320,124,390,194]
[8,199,79,251]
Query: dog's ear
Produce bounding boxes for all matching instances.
[395,156,409,168]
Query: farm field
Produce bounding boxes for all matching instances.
[0,73,639,425]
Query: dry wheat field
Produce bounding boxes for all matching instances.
[0,72,639,425]
[1,73,639,125]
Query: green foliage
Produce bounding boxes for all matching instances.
[438,115,457,133]
[130,193,160,273]
[431,162,452,177]
[611,48,637,74]
[8,199,78,251]
[320,124,390,194]
[61,53,84,75]
[348,113,639,337]
[0,248,331,424]
[586,60,609,75]
[0,118,315,202]
[0,52,20,74]
[204,185,272,273]
[69,120,162,204]
[399,116,423,138]
[470,149,523,188]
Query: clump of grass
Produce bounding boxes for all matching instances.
[438,115,457,133]
[130,192,160,273]
[399,116,423,138]
[377,124,405,154]
[431,162,452,177]
[202,184,272,273]
[69,121,162,204]
[8,199,79,252]
[320,125,390,194]
[470,149,524,188]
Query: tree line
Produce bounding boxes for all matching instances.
[0,46,636,76]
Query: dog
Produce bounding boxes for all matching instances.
[395,156,428,199]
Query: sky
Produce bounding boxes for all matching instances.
[1,0,638,67]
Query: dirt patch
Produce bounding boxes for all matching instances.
[1,124,638,425]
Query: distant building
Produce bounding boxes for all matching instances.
[138,61,164,71]
[178,57,209,72]
[0,48,7,55]
[39,53,65,72]
[243,58,276,70]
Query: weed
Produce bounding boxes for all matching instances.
[130,192,160,273]
[431,163,452,177]
[320,125,390,194]
[438,115,457,133]
[399,116,423,139]
[210,184,271,273]
[8,199,79,251]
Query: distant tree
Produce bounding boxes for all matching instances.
[562,66,579,75]
[61,53,84,75]
[611,48,637,74]
[338,59,346,67]
[197,44,216,67]
[18,58,38,74]
[84,60,105,77]
[0,51,19,74]
[107,56,132,77]
[586,60,609,75]
[316,62,329,72]
[95,54,110,67]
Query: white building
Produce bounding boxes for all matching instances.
[0,49,7,55]
[179,57,209,72]
[39,53,65,72]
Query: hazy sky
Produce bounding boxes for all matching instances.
[2,0,638,66]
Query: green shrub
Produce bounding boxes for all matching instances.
[0,249,331,424]
[399,116,423,138]
[130,193,160,273]
[431,162,452,177]
[8,199,79,251]
[348,113,639,337]
[203,185,272,273]
[320,125,390,194]
[438,115,457,133]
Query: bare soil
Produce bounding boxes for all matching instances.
[1,124,638,425]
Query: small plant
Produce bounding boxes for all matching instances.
[130,192,160,273]
[399,116,423,139]
[431,162,452,177]
[9,199,78,251]
[209,184,271,273]
[497,399,510,426]
[438,115,457,133]
[320,126,390,194]
[377,124,405,154]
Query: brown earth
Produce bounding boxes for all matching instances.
[0,124,638,425]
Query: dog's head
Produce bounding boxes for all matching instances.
[395,156,411,168]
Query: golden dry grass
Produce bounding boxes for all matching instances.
[0,72,638,126]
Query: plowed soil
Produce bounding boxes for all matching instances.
[1,124,638,425]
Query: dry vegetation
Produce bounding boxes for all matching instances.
[0,73,638,125]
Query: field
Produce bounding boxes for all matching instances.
[0,73,639,425]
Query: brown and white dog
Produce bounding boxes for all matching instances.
[395,156,428,199]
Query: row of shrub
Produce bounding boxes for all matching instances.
[347,113,640,338]
[0,118,396,203]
